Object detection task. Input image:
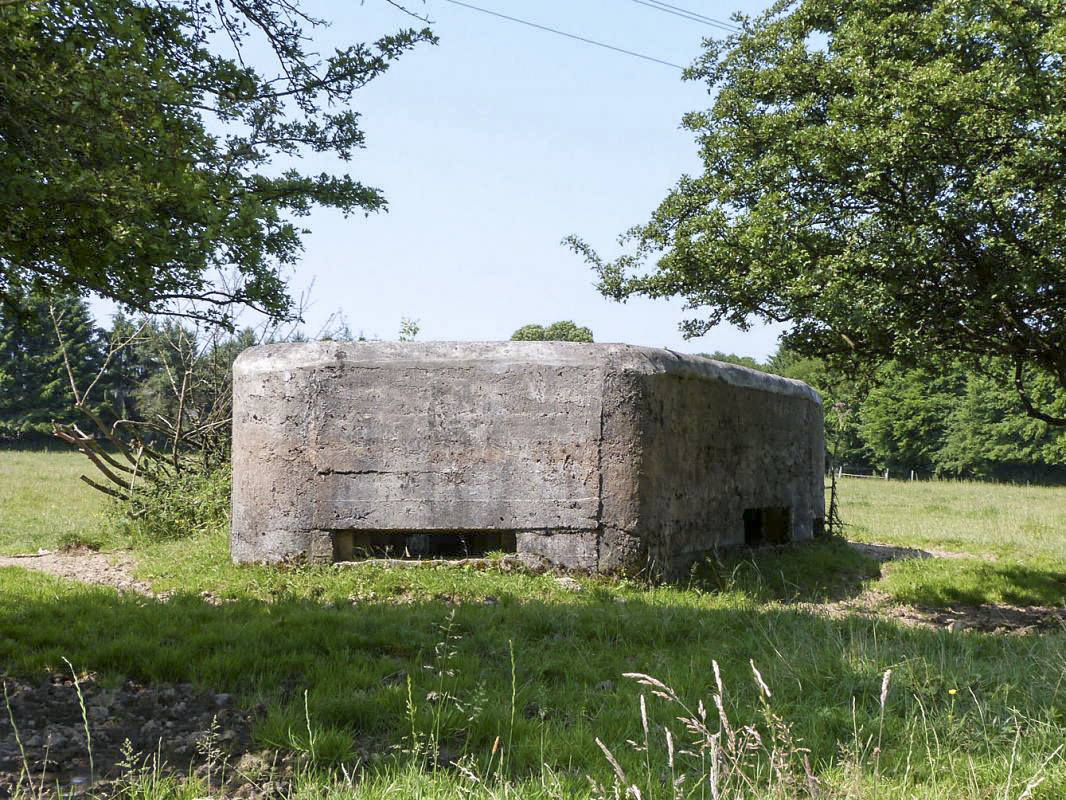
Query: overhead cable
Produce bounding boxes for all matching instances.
[629,0,739,32]
[440,0,684,70]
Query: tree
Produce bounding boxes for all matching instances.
[698,351,763,370]
[761,348,1066,479]
[937,367,1066,480]
[0,290,104,436]
[568,0,1066,423]
[0,0,433,324]
[511,321,594,342]
[858,364,962,473]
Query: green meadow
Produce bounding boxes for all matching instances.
[1,450,1064,798]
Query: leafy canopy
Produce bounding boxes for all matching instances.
[716,347,1066,480]
[0,0,433,324]
[511,321,594,342]
[568,0,1066,421]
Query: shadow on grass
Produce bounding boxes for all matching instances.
[688,536,881,602]
[880,558,1066,609]
[1,557,1063,790]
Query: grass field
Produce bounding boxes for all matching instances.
[1,451,1065,799]
[840,478,1066,607]
[0,449,112,555]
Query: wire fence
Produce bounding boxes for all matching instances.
[831,466,922,481]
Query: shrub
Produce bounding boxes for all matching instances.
[113,463,230,541]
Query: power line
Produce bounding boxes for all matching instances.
[630,0,723,28]
[630,0,739,32]
[440,0,684,70]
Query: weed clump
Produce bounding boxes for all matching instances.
[111,464,230,542]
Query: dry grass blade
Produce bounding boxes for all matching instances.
[750,660,772,700]
[622,672,678,702]
[595,737,629,788]
[879,669,892,710]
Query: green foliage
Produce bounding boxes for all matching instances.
[724,346,1066,479]
[116,464,231,542]
[510,321,594,342]
[859,364,963,474]
[849,360,1066,479]
[937,369,1066,480]
[0,0,434,323]
[569,0,1066,422]
[398,317,421,342]
[698,350,764,370]
[0,289,104,436]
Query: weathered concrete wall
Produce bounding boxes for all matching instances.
[231,341,824,577]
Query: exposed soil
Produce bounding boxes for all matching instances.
[813,585,1066,633]
[0,671,289,799]
[0,550,159,598]
[847,541,975,562]
[824,541,1066,634]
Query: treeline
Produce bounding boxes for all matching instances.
[0,291,252,450]
[706,350,1066,483]
[4,290,1064,483]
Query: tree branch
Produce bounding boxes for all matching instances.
[1014,360,1066,426]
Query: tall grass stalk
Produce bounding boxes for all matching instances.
[506,638,517,778]
[61,657,93,784]
[596,663,1061,800]
[4,682,33,799]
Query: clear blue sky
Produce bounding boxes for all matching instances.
[108,0,785,357]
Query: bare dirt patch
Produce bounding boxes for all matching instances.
[834,541,1066,634]
[883,596,1066,633]
[848,541,983,562]
[0,549,158,598]
[0,671,281,799]
[817,586,1066,634]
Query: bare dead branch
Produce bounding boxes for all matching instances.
[66,426,139,476]
[172,371,189,472]
[48,302,82,406]
[79,474,130,501]
[81,319,151,403]
[383,0,432,23]
[1014,361,1066,426]
[55,427,135,492]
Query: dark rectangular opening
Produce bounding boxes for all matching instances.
[332,531,517,561]
[743,507,791,547]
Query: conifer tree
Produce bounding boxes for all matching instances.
[0,291,103,435]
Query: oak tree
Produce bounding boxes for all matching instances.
[0,0,433,324]
[568,0,1066,422]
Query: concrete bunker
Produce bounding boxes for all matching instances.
[231,341,825,578]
